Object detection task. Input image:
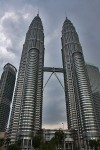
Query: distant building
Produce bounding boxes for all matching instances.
[0,63,16,132]
[86,64,100,133]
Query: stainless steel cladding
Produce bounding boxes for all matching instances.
[8,14,44,149]
[61,17,99,141]
[86,64,100,133]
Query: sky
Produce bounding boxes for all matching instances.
[0,0,100,130]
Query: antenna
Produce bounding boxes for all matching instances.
[37,9,39,16]
[65,11,67,20]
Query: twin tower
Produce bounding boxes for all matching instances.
[8,14,99,149]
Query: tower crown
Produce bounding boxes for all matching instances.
[62,17,75,33]
[63,17,72,26]
[34,14,42,23]
[29,14,43,31]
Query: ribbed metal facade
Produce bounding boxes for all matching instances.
[86,64,100,93]
[86,64,100,133]
[8,15,100,149]
[0,63,16,132]
[61,18,99,141]
[8,14,44,149]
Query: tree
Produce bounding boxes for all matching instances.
[40,141,47,150]
[15,139,21,147]
[97,139,100,149]
[89,140,99,150]
[5,138,11,149]
[32,135,42,149]
[47,137,56,150]
[0,138,4,150]
[0,139,4,147]
[54,130,64,149]
[39,138,56,150]
[7,144,20,150]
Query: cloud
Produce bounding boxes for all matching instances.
[43,73,67,128]
[0,46,15,60]
[0,9,34,73]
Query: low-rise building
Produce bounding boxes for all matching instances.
[42,129,78,150]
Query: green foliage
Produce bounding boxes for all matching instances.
[97,139,100,146]
[7,144,20,150]
[15,139,21,146]
[54,129,64,148]
[47,138,56,150]
[39,138,56,150]
[89,139,100,150]
[32,130,64,150]
[32,135,42,149]
[0,139,4,147]
[40,141,47,150]
[6,138,10,145]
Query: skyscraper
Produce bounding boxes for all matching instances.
[9,14,44,149]
[0,63,16,132]
[8,15,100,150]
[61,18,99,144]
[86,64,100,133]
[86,64,100,93]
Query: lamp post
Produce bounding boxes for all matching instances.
[62,123,64,130]
[62,123,65,150]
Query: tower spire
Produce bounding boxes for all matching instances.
[37,9,39,16]
[64,11,67,20]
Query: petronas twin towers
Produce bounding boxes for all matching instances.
[9,15,44,147]
[9,14,99,149]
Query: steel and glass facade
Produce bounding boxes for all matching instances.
[8,15,100,149]
[0,63,16,132]
[86,64,100,93]
[86,64,100,133]
[61,18,99,142]
[9,14,44,149]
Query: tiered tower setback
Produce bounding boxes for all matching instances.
[86,64,100,133]
[9,14,44,149]
[61,18,99,141]
[8,15,100,150]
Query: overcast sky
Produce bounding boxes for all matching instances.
[0,0,100,129]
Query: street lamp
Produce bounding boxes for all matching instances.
[62,123,64,130]
[62,123,65,150]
